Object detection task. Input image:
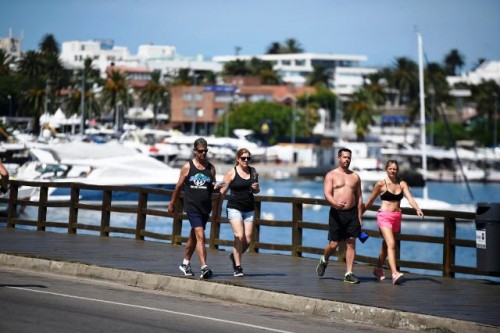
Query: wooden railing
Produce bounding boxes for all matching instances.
[2,179,498,279]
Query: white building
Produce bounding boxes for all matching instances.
[0,28,22,63]
[212,53,377,95]
[447,60,500,86]
[60,40,222,80]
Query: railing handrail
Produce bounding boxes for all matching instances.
[2,179,494,279]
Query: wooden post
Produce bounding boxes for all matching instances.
[37,186,48,232]
[395,234,401,271]
[135,191,148,240]
[250,201,261,253]
[443,216,456,278]
[208,194,220,250]
[100,189,112,237]
[291,202,303,257]
[6,181,18,229]
[171,196,184,245]
[68,185,80,234]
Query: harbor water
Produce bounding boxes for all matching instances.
[12,180,500,281]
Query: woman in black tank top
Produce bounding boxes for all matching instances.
[215,148,260,277]
[363,160,424,285]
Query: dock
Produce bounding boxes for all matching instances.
[1,228,498,332]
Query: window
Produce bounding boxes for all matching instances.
[182,108,196,117]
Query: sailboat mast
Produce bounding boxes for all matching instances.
[417,31,428,199]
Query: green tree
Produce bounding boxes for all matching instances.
[102,69,127,129]
[17,51,44,79]
[444,49,465,76]
[172,68,195,86]
[222,59,251,76]
[306,65,330,87]
[344,88,378,141]
[391,57,418,105]
[141,70,169,126]
[282,38,304,53]
[0,49,12,76]
[265,42,282,54]
[215,101,291,145]
[265,38,304,54]
[39,34,60,55]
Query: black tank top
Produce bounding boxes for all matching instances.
[380,180,404,202]
[183,160,214,215]
[227,167,255,212]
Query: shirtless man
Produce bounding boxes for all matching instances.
[316,148,363,284]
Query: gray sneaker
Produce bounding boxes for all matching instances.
[344,272,360,284]
[179,263,194,276]
[316,256,328,276]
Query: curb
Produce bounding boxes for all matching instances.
[1,253,497,333]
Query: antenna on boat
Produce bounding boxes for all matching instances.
[417,29,429,199]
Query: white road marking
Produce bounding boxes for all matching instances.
[7,286,295,333]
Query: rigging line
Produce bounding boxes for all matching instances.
[437,103,475,201]
[422,50,475,201]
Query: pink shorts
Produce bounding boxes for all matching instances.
[377,211,402,232]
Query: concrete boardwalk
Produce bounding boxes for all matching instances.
[0,228,498,332]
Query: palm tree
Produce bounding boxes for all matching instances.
[306,65,330,87]
[444,49,465,76]
[172,68,193,86]
[391,57,418,106]
[39,34,60,55]
[102,70,127,129]
[22,84,46,133]
[222,59,251,76]
[344,88,378,141]
[266,42,282,54]
[141,71,168,126]
[282,38,304,53]
[0,49,11,76]
[17,51,45,79]
[65,58,101,126]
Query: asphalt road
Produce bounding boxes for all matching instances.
[0,267,405,333]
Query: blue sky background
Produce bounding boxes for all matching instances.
[1,0,499,71]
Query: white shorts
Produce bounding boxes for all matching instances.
[227,208,254,222]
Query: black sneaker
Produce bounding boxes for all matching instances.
[316,256,328,276]
[344,272,360,284]
[234,266,244,277]
[229,253,236,270]
[200,266,213,279]
[179,263,194,276]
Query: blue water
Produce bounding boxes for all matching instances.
[11,180,500,281]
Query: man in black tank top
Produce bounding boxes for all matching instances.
[168,138,217,279]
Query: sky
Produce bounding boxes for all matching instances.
[1,0,499,71]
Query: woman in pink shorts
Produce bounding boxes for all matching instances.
[363,160,424,285]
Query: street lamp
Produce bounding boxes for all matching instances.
[494,92,498,148]
[80,69,85,136]
[45,78,51,115]
[163,91,169,124]
[291,97,296,145]
[7,94,12,117]
[428,87,435,146]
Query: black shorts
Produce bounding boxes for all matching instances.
[186,212,209,229]
[328,207,360,242]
